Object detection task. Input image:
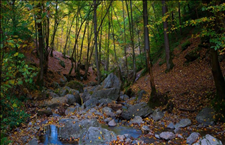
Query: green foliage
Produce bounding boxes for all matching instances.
[181,40,191,51]
[0,133,12,145]
[135,53,146,72]
[140,67,148,77]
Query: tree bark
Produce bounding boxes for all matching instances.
[143,0,156,98]
[162,0,174,71]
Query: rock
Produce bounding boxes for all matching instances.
[42,97,68,108]
[117,135,125,141]
[81,89,92,103]
[125,138,132,143]
[119,94,129,101]
[104,118,112,123]
[155,134,160,139]
[83,98,99,109]
[28,138,38,145]
[185,50,200,63]
[47,91,59,98]
[141,125,150,134]
[65,94,81,105]
[193,134,222,145]
[79,127,117,145]
[108,103,122,111]
[159,132,176,140]
[175,118,192,128]
[92,88,120,101]
[129,116,144,125]
[151,108,164,121]
[116,110,122,115]
[59,60,65,68]
[121,102,153,120]
[102,107,115,117]
[108,119,117,127]
[167,122,175,129]
[58,119,99,140]
[37,107,52,116]
[132,140,144,144]
[102,73,121,90]
[52,82,60,89]
[65,106,79,115]
[66,80,84,93]
[186,132,200,145]
[138,90,147,100]
[99,98,113,105]
[60,76,67,86]
[196,107,215,126]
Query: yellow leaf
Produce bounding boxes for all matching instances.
[14,52,18,57]
[98,136,101,140]
[12,103,17,108]
[213,138,216,142]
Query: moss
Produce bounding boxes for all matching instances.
[59,60,65,68]
[66,80,84,93]
[181,40,191,51]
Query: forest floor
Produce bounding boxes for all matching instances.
[8,36,225,145]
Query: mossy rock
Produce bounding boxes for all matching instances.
[66,81,84,93]
[181,40,191,51]
[184,49,200,63]
[59,60,65,68]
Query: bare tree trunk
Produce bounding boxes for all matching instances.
[105,8,110,72]
[122,0,128,76]
[162,0,174,71]
[94,0,101,84]
[143,0,156,98]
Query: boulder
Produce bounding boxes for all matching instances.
[129,116,144,125]
[47,92,59,98]
[159,132,176,140]
[37,107,52,116]
[83,98,99,109]
[92,88,120,101]
[81,89,92,103]
[175,118,192,128]
[65,94,81,105]
[141,125,150,134]
[137,90,147,100]
[59,76,67,86]
[193,134,222,145]
[186,132,200,145]
[102,73,121,89]
[151,108,164,121]
[65,106,80,115]
[121,102,153,120]
[42,97,68,108]
[108,119,117,127]
[196,107,215,126]
[119,94,129,101]
[28,138,38,145]
[79,127,117,145]
[58,119,99,140]
[66,81,84,93]
[167,122,175,129]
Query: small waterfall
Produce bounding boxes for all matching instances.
[44,125,63,145]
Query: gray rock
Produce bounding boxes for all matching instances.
[125,138,132,143]
[104,118,112,123]
[79,127,117,145]
[193,134,222,145]
[141,125,150,134]
[81,89,92,103]
[28,138,38,145]
[66,80,84,93]
[65,93,81,105]
[167,122,175,129]
[186,132,200,145]
[132,140,144,144]
[102,73,121,90]
[155,134,160,139]
[196,107,215,126]
[175,118,192,128]
[116,110,122,115]
[37,107,52,116]
[60,76,67,86]
[137,90,147,100]
[117,135,125,141]
[108,119,117,127]
[52,82,60,89]
[119,94,129,101]
[121,102,153,120]
[92,88,120,101]
[159,132,176,140]
[58,119,99,140]
[151,108,164,121]
[99,98,113,105]
[129,116,144,125]
[102,107,113,115]
[83,98,99,109]
[47,91,59,98]
[42,97,68,108]
[65,107,78,115]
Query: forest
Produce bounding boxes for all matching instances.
[1,0,225,144]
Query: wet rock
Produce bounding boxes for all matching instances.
[196,107,215,126]
[79,127,117,145]
[151,108,164,121]
[193,134,222,145]
[175,118,191,128]
[186,132,200,145]
[129,116,144,125]
[159,132,176,140]
[141,125,150,134]
[108,119,117,127]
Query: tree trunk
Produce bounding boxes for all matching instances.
[94,0,101,84]
[36,3,44,88]
[162,0,174,71]
[143,0,156,98]
[50,0,58,57]
[105,9,110,72]
[210,49,225,100]
[122,0,128,76]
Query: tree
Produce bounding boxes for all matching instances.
[162,0,174,71]
[143,0,157,98]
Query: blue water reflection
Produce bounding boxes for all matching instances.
[44,125,63,145]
